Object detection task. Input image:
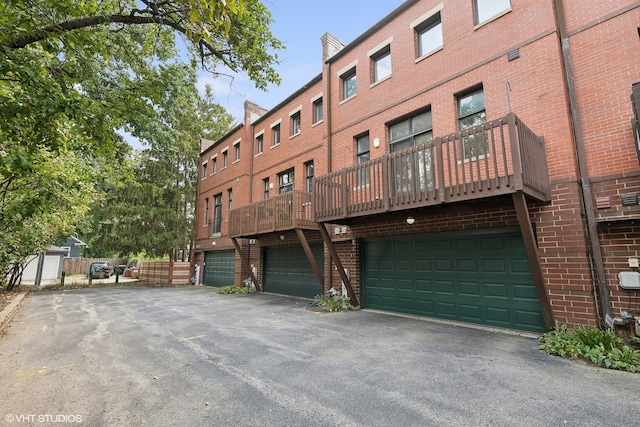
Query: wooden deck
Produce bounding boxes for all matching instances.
[313,113,550,223]
[229,190,317,238]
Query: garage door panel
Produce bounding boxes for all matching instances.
[483,259,506,273]
[435,280,455,295]
[363,228,546,332]
[459,281,481,297]
[484,283,509,299]
[458,259,478,272]
[436,302,457,318]
[512,284,538,299]
[460,305,482,321]
[204,250,235,287]
[415,279,433,292]
[435,259,454,272]
[263,244,323,298]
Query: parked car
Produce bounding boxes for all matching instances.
[88,262,113,279]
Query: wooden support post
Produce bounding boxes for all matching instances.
[295,229,325,290]
[318,224,360,307]
[232,238,261,291]
[513,192,555,330]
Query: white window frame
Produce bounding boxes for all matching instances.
[411,3,444,63]
[368,37,393,86]
[338,59,358,103]
[289,105,302,138]
[233,138,241,163]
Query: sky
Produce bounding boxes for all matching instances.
[198,0,404,124]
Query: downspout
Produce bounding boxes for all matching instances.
[554,0,612,328]
[325,60,333,291]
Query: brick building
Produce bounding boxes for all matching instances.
[194,0,640,333]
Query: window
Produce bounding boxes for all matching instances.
[212,157,217,174]
[389,109,434,194]
[234,142,240,162]
[416,12,443,58]
[201,162,207,179]
[356,134,370,187]
[475,0,511,25]
[457,87,487,159]
[341,68,357,100]
[389,110,433,152]
[371,46,391,83]
[222,150,228,168]
[278,169,294,194]
[313,97,323,124]
[212,194,222,235]
[256,134,263,154]
[305,161,314,192]
[290,111,301,136]
[204,197,209,225]
[228,189,233,211]
[272,124,281,146]
[263,178,270,199]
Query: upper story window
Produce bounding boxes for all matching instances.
[389,109,434,194]
[371,45,391,83]
[233,140,240,162]
[290,110,301,137]
[389,109,433,152]
[227,188,233,210]
[278,169,294,194]
[414,11,443,59]
[305,161,314,192]
[211,156,217,174]
[474,0,511,25]
[341,68,357,101]
[256,133,264,155]
[356,134,370,187]
[204,197,209,225]
[212,193,222,235]
[272,123,281,146]
[222,149,228,168]
[201,162,208,179]
[312,97,323,124]
[457,86,487,159]
[263,178,270,199]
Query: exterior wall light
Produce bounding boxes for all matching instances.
[406,217,415,225]
[280,235,285,240]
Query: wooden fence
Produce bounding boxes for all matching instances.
[138,261,191,285]
[63,258,127,276]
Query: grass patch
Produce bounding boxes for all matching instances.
[539,325,640,373]
[218,285,256,295]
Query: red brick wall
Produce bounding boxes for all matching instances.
[566,4,640,177]
[251,78,326,202]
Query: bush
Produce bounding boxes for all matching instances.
[312,293,352,312]
[539,325,640,372]
[218,285,255,295]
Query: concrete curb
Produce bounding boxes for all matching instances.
[0,292,27,332]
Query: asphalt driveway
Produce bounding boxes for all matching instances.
[0,286,638,426]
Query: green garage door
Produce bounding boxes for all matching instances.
[363,228,546,332]
[203,250,235,287]
[264,244,323,298]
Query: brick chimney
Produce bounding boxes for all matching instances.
[321,32,345,61]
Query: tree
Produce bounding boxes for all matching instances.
[0,0,282,287]
[82,65,235,258]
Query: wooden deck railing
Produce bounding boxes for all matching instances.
[229,190,317,238]
[314,113,550,223]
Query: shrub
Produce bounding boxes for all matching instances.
[312,293,352,312]
[539,325,640,373]
[218,285,255,295]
